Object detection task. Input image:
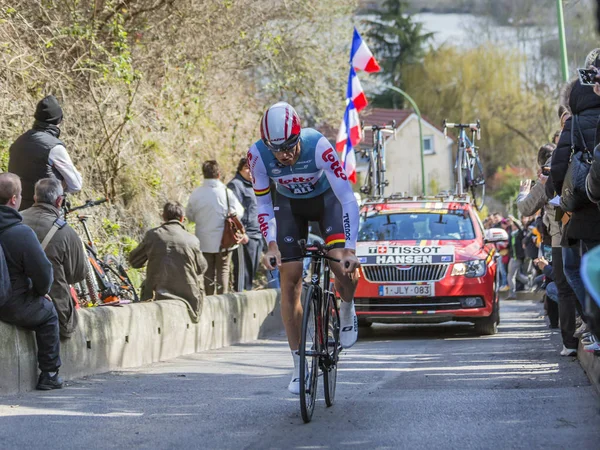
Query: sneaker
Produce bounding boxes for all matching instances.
[287,370,308,395]
[574,322,588,338]
[339,300,358,349]
[581,332,596,346]
[560,346,577,356]
[584,341,600,352]
[499,285,510,292]
[36,371,63,390]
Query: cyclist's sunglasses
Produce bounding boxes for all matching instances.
[264,135,300,152]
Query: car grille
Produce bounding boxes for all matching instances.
[362,264,449,283]
[355,297,464,312]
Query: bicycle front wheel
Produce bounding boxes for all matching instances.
[299,285,319,423]
[470,157,486,211]
[323,293,340,407]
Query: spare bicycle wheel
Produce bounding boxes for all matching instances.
[103,255,139,302]
[299,285,319,423]
[470,158,486,211]
[323,293,340,407]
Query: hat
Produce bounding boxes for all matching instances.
[34,95,63,125]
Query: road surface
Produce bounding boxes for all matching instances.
[1,300,599,449]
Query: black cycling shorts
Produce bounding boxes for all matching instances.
[275,189,345,259]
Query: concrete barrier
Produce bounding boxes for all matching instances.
[0,289,282,395]
[578,341,600,396]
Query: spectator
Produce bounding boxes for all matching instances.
[517,143,580,354]
[227,158,262,291]
[129,201,208,322]
[551,51,600,350]
[534,257,559,329]
[0,173,62,390]
[505,217,530,299]
[21,178,87,339]
[186,161,244,296]
[8,95,83,211]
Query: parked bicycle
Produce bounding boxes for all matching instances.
[443,119,486,210]
[271,240,346,423]
[360,120,396,198]
[64,198,139,306]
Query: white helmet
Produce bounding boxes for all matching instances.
[260,102,302,151]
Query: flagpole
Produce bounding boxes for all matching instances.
[381,84,426,195]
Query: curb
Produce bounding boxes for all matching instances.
[578,341,600,396]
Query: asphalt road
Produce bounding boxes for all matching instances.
[1,300,600,450]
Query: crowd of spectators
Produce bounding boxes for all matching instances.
[0,96,270,390]
[483,48,600,357]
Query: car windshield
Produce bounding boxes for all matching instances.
[358,210,476,242]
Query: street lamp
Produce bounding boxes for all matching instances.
[557,0,569,82]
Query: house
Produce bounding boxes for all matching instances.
[357,108,455,196]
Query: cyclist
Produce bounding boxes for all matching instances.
[248,101,361,395]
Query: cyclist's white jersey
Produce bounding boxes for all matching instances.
[247,128,359,249]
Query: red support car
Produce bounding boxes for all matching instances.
[354,195,508,335]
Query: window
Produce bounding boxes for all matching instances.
[423,136,435,155]
[358,210,476,242]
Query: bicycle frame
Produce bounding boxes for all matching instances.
[444,120,480,196]
[360,121,396,198]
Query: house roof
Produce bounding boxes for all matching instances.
[316,107,450,147]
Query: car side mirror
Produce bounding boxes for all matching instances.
[484,228,508,244]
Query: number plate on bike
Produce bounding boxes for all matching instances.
[378,284,434,297]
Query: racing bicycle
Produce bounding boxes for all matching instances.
[64,198,139,306]
[271,240,345,423]
[360,120,396,198]
[443,120,486,210]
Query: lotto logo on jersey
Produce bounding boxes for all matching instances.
[278,176,315,185]
[322,148,348,180]
[258,213,269,237]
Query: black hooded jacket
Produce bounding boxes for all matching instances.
[551,80,600,241]
[0,206,53,310]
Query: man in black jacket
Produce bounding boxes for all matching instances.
[8,95,83,211]
[228,158,262,291]
[0,173,63,390]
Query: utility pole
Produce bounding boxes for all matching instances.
[557,0,569,82]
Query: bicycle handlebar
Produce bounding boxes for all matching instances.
[268,239,349,268]
[65,198,109,214]
[443,119,481,139]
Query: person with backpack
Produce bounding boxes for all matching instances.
[0,173,63,390]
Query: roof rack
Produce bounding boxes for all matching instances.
[362,192,472,206]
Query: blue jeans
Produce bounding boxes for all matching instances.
[498,259,508,287]
[546,281,559,303]
[562,246,586,311]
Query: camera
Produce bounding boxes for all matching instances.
[578,68,599,86]
[542,166,551,176]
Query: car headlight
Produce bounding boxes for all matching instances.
[451,260,487,278]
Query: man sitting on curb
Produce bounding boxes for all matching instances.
[128,201,208,322]
[21,178,87,339]
[0,173,63,390]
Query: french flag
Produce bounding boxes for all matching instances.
[350,27,381,73]
[348,66,367,112]
[335,99,361,183]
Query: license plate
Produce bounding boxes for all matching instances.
[378,284,434,297]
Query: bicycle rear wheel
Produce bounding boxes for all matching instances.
[323,292,340,407]
[103,255,139,302]
[469,157,486,211]
[299,285,319,423]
